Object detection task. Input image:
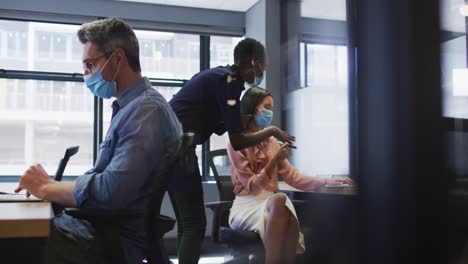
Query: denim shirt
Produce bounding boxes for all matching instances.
[53,77,182,259]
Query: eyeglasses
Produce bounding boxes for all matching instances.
[82,54,107,73]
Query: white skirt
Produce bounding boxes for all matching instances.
[228,190,305,254]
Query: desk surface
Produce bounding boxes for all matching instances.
[279,181,357,195]
[0,182,52,238]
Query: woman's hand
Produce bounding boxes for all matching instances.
[274,142,293,162]
[325,177,354,186]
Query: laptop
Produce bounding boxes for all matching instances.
[0,146,79,202]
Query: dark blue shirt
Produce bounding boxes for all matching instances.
[54,77,183,261]
[169,65,245,145]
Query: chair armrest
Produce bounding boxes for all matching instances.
[204,201,233,242]
[204,201,233,211]
[65,208,175,236]
[219,226,262,245]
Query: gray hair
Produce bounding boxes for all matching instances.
[78,18,141,72]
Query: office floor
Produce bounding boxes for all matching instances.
[166,238,229,263]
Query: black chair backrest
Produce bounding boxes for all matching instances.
[54,146,79,182]
[208,148,235,202]
[53,146,79,215]
[146,131,194,224]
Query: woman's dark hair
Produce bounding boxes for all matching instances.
[241,87,272,125]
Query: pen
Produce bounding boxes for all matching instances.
[278,142,297,149]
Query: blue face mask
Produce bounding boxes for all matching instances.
[248,73,264,88]
[83,51,119,99]
[247,61,265,88]
[255,108,273,129]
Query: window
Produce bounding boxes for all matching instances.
[440,0,468,180]
[210,36,242,67]
[300,43,348,88]
[135,30,199,80]
[288,43,349,176]
[0,19,95,176]
[441,36,467,118]
[0,21,82,73]
[0,79,93,176]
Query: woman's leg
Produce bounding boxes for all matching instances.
[265,193,290,264]
[169,190,207,264]
[283,214,300,264]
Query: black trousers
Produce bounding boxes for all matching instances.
[44,226,108,264]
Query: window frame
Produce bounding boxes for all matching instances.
[301,41,348,89]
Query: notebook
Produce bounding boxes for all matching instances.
[0,193,42,202]
[325,183,355,188]
[0,146,79,202]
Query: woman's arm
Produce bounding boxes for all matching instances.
[264,153,279,180]
[268,138,326,191]
[227,144,275,193]
[278,160,327,191]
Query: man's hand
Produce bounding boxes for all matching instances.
[15,164,53,198]
[270,127,295,145]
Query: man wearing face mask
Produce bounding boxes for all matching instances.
[168,38,295,264]
[14,18,182,263]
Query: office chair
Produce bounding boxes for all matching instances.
[65,133,194,264]
[204,148,264,263]
[205,148,311,264]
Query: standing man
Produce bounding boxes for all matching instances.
[15,18,182,263]
[168,38,294,264]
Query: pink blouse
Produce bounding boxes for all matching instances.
[227,137,327,196]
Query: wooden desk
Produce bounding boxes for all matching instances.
[0,183,52,238]
[279,181,358,195]
[278,181,358,264]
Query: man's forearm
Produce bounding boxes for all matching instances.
[42,181,77,207]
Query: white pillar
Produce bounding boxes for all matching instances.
[245,0,283,127]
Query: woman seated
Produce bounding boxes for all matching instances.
[227,87,353,264]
